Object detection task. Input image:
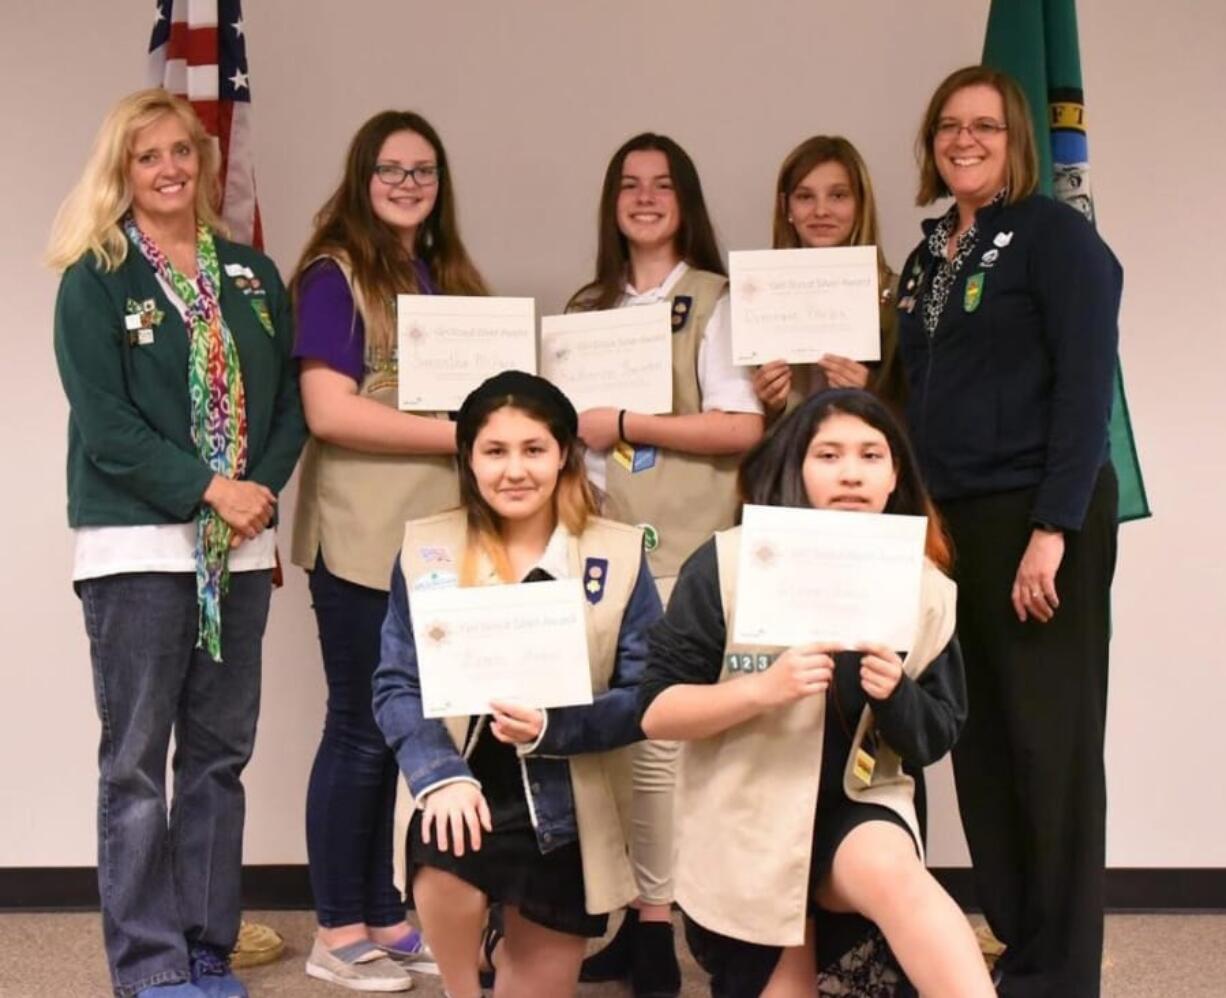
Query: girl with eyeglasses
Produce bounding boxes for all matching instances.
[290,110,487,992]
[753,136,906,421]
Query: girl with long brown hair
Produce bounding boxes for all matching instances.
[568,132,765,998]
[290,110,487,991]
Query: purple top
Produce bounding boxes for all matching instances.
[294,258,439,383]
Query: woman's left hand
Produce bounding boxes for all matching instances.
[858,643,905,700]
[578,407,621,451]
[818,354,870,389]
[489,701,545,745]
[1011,529,1065,623]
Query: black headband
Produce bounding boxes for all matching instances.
[456,370,579,450]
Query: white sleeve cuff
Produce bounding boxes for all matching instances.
[415,775,482,806]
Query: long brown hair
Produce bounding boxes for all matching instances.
[292,110,487,361]
[457,397,598,585]
[915,65,1039,206]
[738,388,952,571]
[567,133,725,311]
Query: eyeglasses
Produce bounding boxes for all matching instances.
[373,163,441,187]
[934,118,1008,141]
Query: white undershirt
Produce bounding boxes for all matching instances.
[71,273,276,581]
[584,261,762,492]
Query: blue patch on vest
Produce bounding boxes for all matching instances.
[583,557,609,605]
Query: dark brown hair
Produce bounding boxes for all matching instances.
[457,395,597,584]
[915,65,1039,206]
[738,389,952,570]
[292,110,487,360]
[567,133,725,311]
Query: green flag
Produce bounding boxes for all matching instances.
[983,0,1151,522]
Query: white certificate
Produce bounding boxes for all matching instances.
[397,296,537,411]
[729,246,881,365]
[733,504,926,650]
[539,303,673,414]
[411,579,593,718]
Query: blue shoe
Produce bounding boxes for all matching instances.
[189,944,248,998]
[135,984,207,998]
[378,927,440,976]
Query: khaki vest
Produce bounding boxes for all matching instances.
[602,268,740,580]
[291,254,459,591]
[391,509,645,915]
[672,525,956,947]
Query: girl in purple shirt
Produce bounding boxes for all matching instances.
[289,110,487,993]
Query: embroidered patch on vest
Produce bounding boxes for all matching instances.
[413,569,458,591]
[583,557,609,605]
[671,295,693,333]
[419,545,454,565]
[725,652,777,674]
[637,523,659,553]
[963,272,985,313]
[613,442,657,473]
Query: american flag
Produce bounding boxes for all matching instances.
[148,0,263,249]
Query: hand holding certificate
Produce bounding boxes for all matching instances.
[412,578,593,718]
[397,295,537,411]
[733,504,926,651]
[539,302,673,414]
[730,246,881,365]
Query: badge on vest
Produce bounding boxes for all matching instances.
[671,295,693,333]
[583,557,609,605]
[726,652,776,674]
[413,569,458,591]
[637,523,659,553]
[613,441,657,474]
[124,298,164,346]
[963,272,986,313]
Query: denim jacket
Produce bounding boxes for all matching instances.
[373,532,661,855]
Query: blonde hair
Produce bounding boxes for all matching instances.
[46,89,223,272]
[915,66,1039,206]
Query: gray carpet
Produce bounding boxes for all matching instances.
[0,909,1221,997]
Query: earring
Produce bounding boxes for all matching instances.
[787,215,794,223]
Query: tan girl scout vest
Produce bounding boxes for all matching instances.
[291,254,459,591]
[672,525,956,947]
[391,509,646,915]
[602,268,741,582]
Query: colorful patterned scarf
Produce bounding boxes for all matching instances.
[124,217,249,661]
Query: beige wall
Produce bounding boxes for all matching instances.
[1,0,1222,869]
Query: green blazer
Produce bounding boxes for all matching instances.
[53,233,306,527]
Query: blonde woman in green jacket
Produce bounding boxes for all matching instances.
[48,89,305,998]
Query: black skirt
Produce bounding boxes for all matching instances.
[683,653,920,997]
[408,723,607,939]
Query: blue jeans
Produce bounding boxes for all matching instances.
[78,570,271,998]
[305,556,403,928]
